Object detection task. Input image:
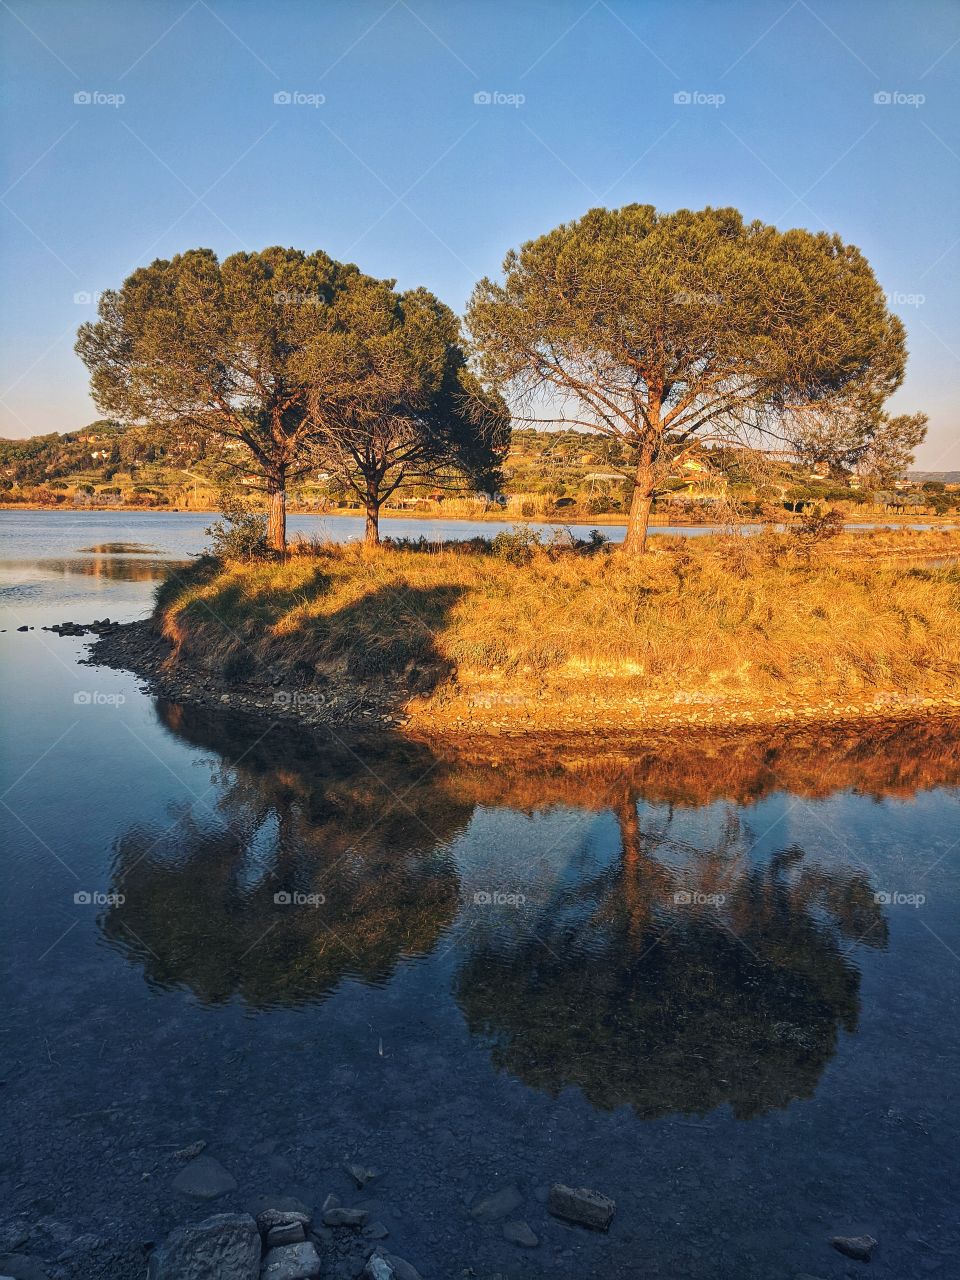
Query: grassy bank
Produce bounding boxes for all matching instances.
[152,527,960,733]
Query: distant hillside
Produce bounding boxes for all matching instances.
[910,472,960,484]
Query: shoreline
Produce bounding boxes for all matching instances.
[83,618,960,742]
[3,502,957,531]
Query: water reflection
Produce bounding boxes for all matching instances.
[42,556,187,582]
[100,705,960,1116]
[102,706,471,1006]
[456,816,885,1119]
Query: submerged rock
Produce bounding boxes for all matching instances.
[547,1183,616,1231]
[502,1219,539,1247]
[469,1184,524,1222]
[830,1234,877,1261]
[344,1161,379,1188]
[172,1154,238,1200]
[147,1213,260,1280]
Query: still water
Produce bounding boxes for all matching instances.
[2,511,959,1279]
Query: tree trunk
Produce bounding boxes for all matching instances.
[623,452,654,554]
[364,500,380,546]
[267,477,286,554]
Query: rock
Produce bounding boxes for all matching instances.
[363,1222,389,1240]
[363,1249,423,1280]
[502,1220,539,1248]
[255,1209,311,1236]
[323,1207,368,1228]
[16,626,28,632]
[830,1234,877,1262]
[247,1197,311,1223]
[344,1161,379,1188]
[147,1213,260,1280]
[547,1183,615,1231]
[259,1240,322,1279]
[266,1223,306,1247]
[174,1139,208,1160]
[470,1184,524,1222]
[172,1154,238,1199]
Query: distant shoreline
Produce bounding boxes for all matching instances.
[2,503,956,530]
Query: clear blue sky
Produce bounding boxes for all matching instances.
[1,0,958,465]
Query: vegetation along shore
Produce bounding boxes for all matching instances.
[79,525,960,737]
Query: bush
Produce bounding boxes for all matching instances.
[205,489,270,562]
[491,527,543,565]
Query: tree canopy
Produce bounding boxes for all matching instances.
[303,277,509,543]
[76,247,508,551]
[467,204,919,551]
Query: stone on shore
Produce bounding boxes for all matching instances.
[259,1240,322,1279]
[172,1154,238,1200]
[363,1247,423,1280]
[547,1183,616,1230]
[265,1222,306,1248]
[322,1207,368,1228]
[147,1213,260,1280]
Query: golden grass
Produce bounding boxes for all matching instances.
[155,527,960,725]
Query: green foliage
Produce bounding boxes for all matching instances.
[468,203,918,549]
[491,527,543,565]
[205,489,270,562]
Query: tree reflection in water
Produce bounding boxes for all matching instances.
[99,705,960,1114]
[101,704,472,1007]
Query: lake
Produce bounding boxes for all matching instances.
[2,510,959,1279]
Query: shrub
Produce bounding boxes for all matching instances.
[205,489,270,562]
[491,527,543,565]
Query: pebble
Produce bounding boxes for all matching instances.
[547,1183,615,1231]
[171,1154,237,1200]
[502,1220,539,1247]
[830,1234,877,1262]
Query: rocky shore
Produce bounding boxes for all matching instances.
[77,616,960,742]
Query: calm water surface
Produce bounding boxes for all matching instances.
[2,511,959,1279]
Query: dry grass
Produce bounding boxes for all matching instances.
[155,527,960,722]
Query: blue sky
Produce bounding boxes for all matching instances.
[1,0,958,465]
